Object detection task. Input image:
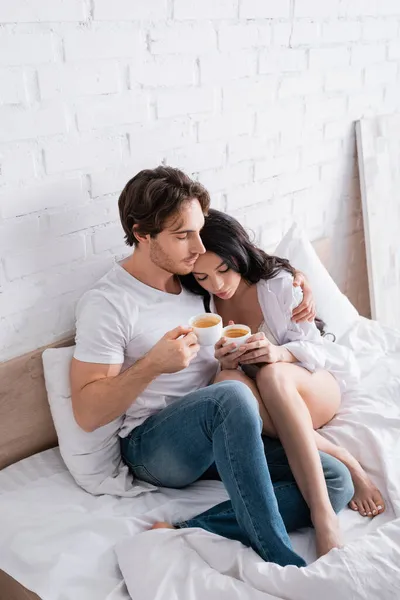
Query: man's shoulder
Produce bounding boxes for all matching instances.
[76,264,138,321]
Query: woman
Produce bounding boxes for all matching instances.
[180,209,385,557]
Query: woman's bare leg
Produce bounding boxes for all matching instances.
[252,363,340,557]
[312,435,385,517]
[215,368,385,522]
[254,365,385,519]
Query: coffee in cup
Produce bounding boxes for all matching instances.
[189,313,223,346]
[192,316,221,328]
[222,324,251,351]
[224,328,251,338]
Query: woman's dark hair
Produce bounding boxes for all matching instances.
[180,209,330,338]
[118,166,210,246]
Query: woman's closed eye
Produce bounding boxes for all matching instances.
[195,267,230,282]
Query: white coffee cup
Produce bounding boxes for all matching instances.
[222,324,251,352]
[189,313,223,347]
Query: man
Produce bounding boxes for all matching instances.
[70,166,353,568]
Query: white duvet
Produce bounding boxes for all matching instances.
[1,317,400,600]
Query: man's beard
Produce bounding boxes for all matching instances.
[149,239,192,276]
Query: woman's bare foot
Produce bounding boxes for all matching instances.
[348,469,385,517]
[312,511,342,558]
[151,521,175,530]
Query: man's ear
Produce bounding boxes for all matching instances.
[133,224,150,245]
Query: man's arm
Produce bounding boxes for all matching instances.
[70,356,157,432]
[292,270,316,323]
[70,325,199,433]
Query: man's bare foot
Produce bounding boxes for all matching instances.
[312,511,342,558]
[151,521,175,530]
[348,469,385,518]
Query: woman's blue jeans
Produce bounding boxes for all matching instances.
[121,381,354,568]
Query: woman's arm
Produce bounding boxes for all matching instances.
[238,334,299,366]
[277,346,297,363]
[240,275,326,369]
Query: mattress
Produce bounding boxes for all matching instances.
[1,317,400,600]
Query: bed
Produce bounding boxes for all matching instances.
[1,237,400,600]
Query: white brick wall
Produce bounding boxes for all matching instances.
[38,62,120,99]
[0,32,55,65]
[1,0,400,361]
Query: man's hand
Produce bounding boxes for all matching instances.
[145,326,200,375]
[292,270,316,323]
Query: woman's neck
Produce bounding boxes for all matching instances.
[214,278,254,310]
[230,278,254,302]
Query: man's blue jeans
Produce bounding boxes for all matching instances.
[121,381,354,568]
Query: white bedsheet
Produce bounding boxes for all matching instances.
[1,317,400,600]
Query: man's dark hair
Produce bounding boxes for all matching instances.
[118,166,210,247]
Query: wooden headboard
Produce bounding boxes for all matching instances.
[0,237,333,472]
[0,336,74,471]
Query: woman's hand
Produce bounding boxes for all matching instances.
[214,320,249,370]
[238,332,283,365]
[214,337,249,370]
[292,270,316,323]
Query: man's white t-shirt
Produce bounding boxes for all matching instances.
[74,263,218,437]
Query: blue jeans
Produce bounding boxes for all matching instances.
[121,381,353,568]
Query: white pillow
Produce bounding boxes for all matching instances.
[274,223,359,342]
[42,346,156,496]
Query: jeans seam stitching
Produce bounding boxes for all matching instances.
[191,509,234,523]
[216,388,272,561]
[124,384,240,486]
[273,482,298,491]
[132,393,223,440]
[122,456,163,487]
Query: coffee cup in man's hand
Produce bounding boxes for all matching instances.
[188,313,223,346]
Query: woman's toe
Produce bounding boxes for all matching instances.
[372,490,385,511]
[365,501,374,516]
[368,500,378,516]
[349,500,359,511]
[356,500,365,514]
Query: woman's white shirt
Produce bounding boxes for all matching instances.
[212,272,359,393]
